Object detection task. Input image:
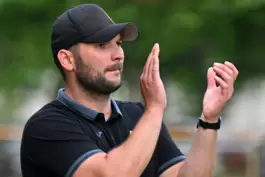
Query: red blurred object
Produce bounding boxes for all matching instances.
[221,152,247,170]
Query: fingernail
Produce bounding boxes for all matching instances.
[208,67,214,72]
[214,62,221,66]
[152,44,156,50]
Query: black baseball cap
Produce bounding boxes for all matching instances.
[51,3,139,60]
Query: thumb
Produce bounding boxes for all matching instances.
[207,67,216,89]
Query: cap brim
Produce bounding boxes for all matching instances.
[81,23,139,43]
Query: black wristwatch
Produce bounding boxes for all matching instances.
[196,117,222,130]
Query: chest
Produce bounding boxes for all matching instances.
[80,117,160,177]
[80,113,133,152]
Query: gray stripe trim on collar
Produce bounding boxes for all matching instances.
[56,88,122,121]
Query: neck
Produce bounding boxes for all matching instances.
[64,83,112,119]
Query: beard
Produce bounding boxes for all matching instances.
[74,55,123,95]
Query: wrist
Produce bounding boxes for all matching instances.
[197,115,222,130]
[201,114,219,123]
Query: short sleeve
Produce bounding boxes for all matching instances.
[21,114,104,177]
[157,122,186,175]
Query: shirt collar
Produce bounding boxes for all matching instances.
[56,88,122,121]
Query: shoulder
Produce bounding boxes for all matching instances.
[22,100,81,136]
[24,100,69,124]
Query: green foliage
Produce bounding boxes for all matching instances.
[1,0,265,95]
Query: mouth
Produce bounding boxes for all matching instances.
[106,67,122,77]
[107,69,121,74]
[106,65,122,72]
[108,68,121,72]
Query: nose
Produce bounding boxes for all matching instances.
[111,46,124,62]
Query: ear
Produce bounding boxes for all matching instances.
[57,49,75,72]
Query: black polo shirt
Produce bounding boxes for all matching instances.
[20,88,185,177]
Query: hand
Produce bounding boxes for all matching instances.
[202,61,239,122]
[140,43,167,112]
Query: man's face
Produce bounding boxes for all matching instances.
[72,35,124,95]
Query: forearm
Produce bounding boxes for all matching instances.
[106,108,164,176]
[176,60,239,177]
[177,127,217,177]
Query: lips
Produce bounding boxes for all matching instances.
[106,66,122,72]
[105,63,123,73]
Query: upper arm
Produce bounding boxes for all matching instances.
[21,114,106,177]
[157,122,186,176]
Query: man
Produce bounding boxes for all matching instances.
[20,3,239,177]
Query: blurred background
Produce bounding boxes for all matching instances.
[1,0,265,176]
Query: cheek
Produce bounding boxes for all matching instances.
[85,59,107,74]
[94,57,110,72]
[81,50,110,73]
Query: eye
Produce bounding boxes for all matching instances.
[117,41,122,46]
[98,43,107,49]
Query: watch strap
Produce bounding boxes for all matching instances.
[196,117,221,130]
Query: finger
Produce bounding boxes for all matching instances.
[148,54,154,82]
[213,62,233,77]
[224,61,239,79]
[152,43,160,79]
[214,76,229,96]
[153,43,160,58]
[207,67,216,89]
[143,45,155,71]
[141,44,156,80]
[213,66,232,85]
